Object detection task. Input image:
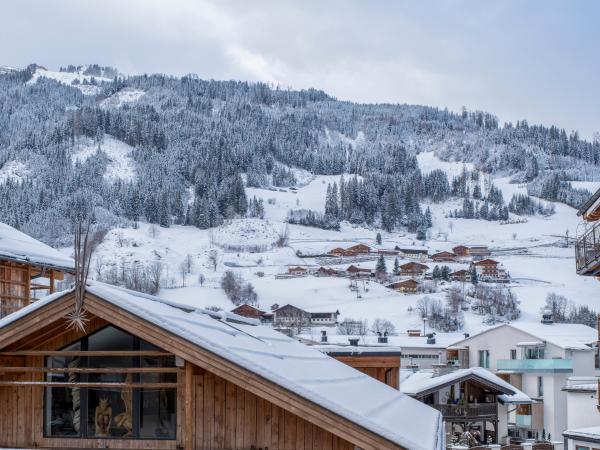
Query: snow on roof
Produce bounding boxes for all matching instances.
[400,367,531,404]
[564,426,600,441]
[0,222,75,271]
[0,281,443,450]
[300,331,461,350]
[451,322,597,351]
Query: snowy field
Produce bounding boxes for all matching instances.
[0,160,29,184]
[72,135,136,182]
[27,66,111,95]
[77,150,599,342]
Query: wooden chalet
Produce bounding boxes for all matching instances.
[315,267,338,277]
[346,265,373,278]
[471,259,500,279]
[287,266,308,275]
[387,279,419,294]
[0,223,75,318]
[399,262,429,277]
[451,246,469,257]
[575,187,600,276]
[0,282,444,450]
[230,303,266,320]
[272,304,311,327]
[430,251,456,262]
[395,246,428,260]
[328,247,347,257]
[449,269,471,283]
[346,244,371,255]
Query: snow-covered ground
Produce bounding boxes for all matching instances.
[72,135,136,182]
[27,66,111,95]
[79,152,598,344]
[99,87,145,108]
[0,160,29,184]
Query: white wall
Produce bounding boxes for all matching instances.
[567,390,599,430]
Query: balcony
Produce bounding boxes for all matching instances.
[497,358,573,373]
[432,402,497,419]
[576,221,600,276]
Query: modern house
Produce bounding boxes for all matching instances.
[0,222,75,317]
[449,321,598,441]
[387,279,419,294]
[575,186,600,276]
[431,251,456,262]
[0,282,445,450]
[400,367,532,445]
[399,262,430,277]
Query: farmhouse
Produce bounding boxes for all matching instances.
[452,245,470,257]
[346,265,373,277]
[0,282,445,450]
[430,251,456,262]
[452,245,490,258]
[399,262,429,277]
[230,303,267,320]
[387,279,419,294]
[272,303,311,326]
[396,246,429,260]
[316,266,339,277]
[346,243,371,255]
[0,222,75,318]
[288,266,308,275]
[328,247,347,257]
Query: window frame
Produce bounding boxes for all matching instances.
[43,325,177,441]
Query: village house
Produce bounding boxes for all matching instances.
[272,303,312,326]
[396,246,429,261]
[430,251,456,262]
[452,245,470,257]
[399,262,429,277]
[449,320,599,441]
[450,269,472,282]
[310,310,340,325]
[387,279,419,294]
[306,331,402,390]
[0,222,75,318]
[400,367,533,445]
[287,266,308,275]
[452,245,491,259]
[470,258,508,281]
[345,264,373,278]
[0,281,445,450]
[230,303,267,320]
[346,243,371,255]
[315,266,339,277]
[328,247,347,257]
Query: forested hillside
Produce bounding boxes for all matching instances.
[1,64,598,245]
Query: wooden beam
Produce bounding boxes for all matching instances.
[0,366,181,374]
[0,381,178,388]
[185,360,193,450]
[0,350,173,357]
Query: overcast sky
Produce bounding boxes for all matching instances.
[2,0,598,138]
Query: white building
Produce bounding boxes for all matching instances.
[564,377,598,431]
[564,427,600,450]
[450,321,598,441]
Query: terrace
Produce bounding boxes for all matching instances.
[575,220,600,276]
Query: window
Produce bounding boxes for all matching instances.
[510,349,517,360]
[478,350,490,368]
[526,346,545,359]
[537,376,544,397]
[44,326,176,440]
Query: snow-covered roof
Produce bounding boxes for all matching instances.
[300,331,461,350]
[451,322,597,351]
[0,222,75,271]
[400,367,532,404]
[0,282,443,450]
[564,426,600,442]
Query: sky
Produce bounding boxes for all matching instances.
[1,0,599,138]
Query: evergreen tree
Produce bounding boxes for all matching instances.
[393,257,400,275]
[375,254,387,278]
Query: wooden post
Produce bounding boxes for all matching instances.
[185,360,194,450]
[49,270,55,294]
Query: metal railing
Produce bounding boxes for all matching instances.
[576,221,600,275]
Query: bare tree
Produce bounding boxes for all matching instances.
[208,249,219,272]
[178,261,187,287]
[184,254,194,274]
[148,224,159,239]
[198,273,205,286]
[371,318,396,335]
[148,261,163,294]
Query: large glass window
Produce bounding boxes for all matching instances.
[478,350,490,368]
[44,326,176,440]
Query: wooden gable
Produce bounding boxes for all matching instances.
[0,291,408,450]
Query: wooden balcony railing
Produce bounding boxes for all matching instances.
[433,402,497,419]
[575,221,600,275]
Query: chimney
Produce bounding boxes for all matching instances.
[320,330,327,343]
[378,331,388,344]
[427,333,436,345]
[541,308,554,325]
[463,333,470,339]
[348,338,359,347]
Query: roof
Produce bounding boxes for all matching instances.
[472,259,498,266]
[577,187,600,217]
[0,282,443,450]
[400,367,532,404]
[311,343,403,357]
[400,262,429,269]
[0,222,75,272]
[451,322,597,351]
[564,426,600,443]
[300,331,461,350]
